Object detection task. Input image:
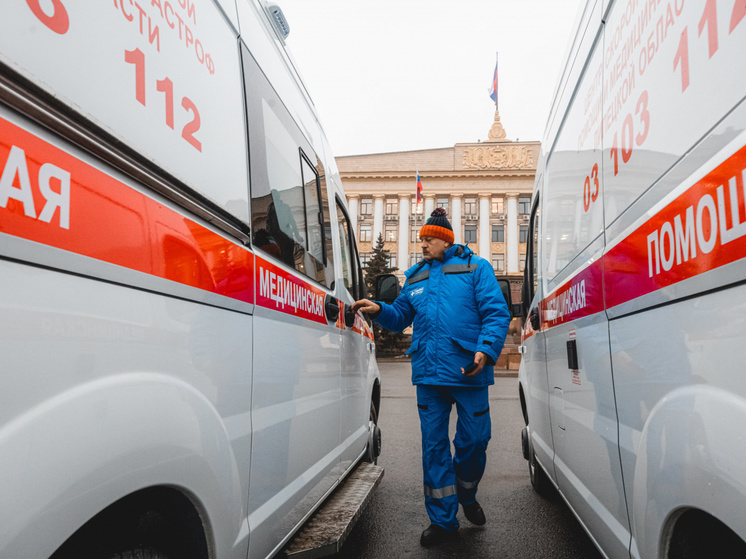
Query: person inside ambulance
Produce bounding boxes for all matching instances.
[352,207,511,547]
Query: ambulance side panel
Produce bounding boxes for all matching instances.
[601,0,746,555]
[525,0,746,557]
[0,1,379,558]
[0,2,256,557]
[537,2,631,555]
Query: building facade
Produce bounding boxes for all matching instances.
[337,112,539,311]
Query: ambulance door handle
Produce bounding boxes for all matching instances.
[344,306,356,328]
[566,339,578,370]
[324,295,340,322]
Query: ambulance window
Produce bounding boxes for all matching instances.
[542,44,604,280]
[319,170,336,274]
[300,153,325,264]
[243,47,333,288]
[336,199,358,298]
[531,196,540,295]
[522,194,540,314]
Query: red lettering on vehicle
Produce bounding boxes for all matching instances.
[26,0,69,34]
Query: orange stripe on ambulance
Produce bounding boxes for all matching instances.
[0,144,70,229]
[647,167,746,277]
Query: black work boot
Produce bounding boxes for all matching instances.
[420,524,457,547]
[462,501,486,526]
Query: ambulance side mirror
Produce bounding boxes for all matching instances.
[497,279,522,318]
[375,274,400,305]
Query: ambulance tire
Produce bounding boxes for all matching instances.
[363,401,381,465]
[528,437,553,499]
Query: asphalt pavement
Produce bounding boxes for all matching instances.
[333,361,604,558]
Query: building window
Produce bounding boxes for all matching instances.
[385,198,398,215]
[384,221,397,242]
[410,253,424,266]
[411,227,419,243]
[492,254,505,272]
[520,253,526,272]
[492,225,504,242]
[519,197,531,214]
[464,225,477,244]
[464,197,477,215]
[491,198,504,214]
[388,254,397,269]
[437,197,449,213]
[519,225,529,243]
[411,199,423,214]
[359,224,371,242]
[360,252,371,266]
[360,198,372,215]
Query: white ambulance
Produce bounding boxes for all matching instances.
[519,0,746,557]
[0,2,381,558]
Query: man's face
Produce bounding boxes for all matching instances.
[420,236,450,260]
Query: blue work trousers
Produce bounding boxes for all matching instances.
[416,384,491,530]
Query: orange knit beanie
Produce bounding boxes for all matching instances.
[419,207,454,244]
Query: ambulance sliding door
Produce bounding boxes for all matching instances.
[541,3,630,556]
[242,46,342,559]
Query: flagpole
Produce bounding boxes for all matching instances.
[495,51,499,111]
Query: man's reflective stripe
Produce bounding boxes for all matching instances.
[443,264,476,274]
[423,484,457,499]
[409,270,430,284]
[456,478,479,489]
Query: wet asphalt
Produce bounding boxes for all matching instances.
[334,361,603,559]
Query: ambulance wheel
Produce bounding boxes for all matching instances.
[528,436,553,499]
[363,401,381,464]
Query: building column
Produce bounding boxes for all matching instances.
[424,194,435,219]
[373,194,384,244]
[506,193,519,273]
[347,194,359,229]
[451,194,462,245]
[478,193,491,260]
[398,194,410,271]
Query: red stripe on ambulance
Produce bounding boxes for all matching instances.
[530,142,746,337]
[540,259,604,329]
[0,116,253,303]
[256,255,327,325]
[605,144,746,308]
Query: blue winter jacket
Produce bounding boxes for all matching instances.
[375,244,511,387]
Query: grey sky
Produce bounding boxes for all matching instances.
[276,0,586,157]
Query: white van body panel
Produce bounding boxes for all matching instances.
[0,1,379,558]
[520,0,746,557]
[0,0,250,222]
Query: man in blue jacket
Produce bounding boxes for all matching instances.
[352,207,511,547]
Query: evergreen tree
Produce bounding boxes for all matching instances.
[363,234,403,355]
[363,234,396,297]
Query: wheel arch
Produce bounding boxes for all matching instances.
[631,385,746,558]
[661,507,746,558]
[0,373,247,558]
[50,485,211,559]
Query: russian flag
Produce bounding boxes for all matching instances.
[488,60,498,107]
[416,172,423,203]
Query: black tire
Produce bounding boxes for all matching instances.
[528,435,554,499]
[110,547,169,559]
[363,401,381,464]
